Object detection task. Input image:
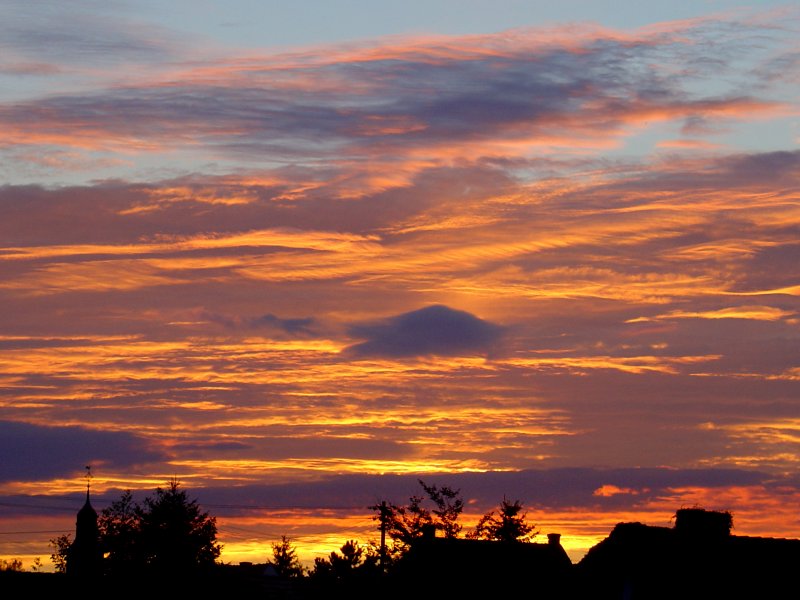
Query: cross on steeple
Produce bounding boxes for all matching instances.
[85,465,92,498]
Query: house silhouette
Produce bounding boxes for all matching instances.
[577,507,800,599]
[48,489,800,600]
[392,525,573,596]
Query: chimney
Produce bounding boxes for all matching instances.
[422,523,437,541]
[547,533,561,546]
[675,508,732,539]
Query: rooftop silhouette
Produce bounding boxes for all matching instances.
[7,487,798,600]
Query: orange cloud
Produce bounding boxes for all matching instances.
[593,484,641,497]
[627,306,795,323]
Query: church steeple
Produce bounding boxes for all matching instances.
[67,466,102,577]
[84,465,92,502]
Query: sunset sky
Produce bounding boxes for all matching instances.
[1,1,799,569]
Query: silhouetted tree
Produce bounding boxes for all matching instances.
[311,539,383,580]
[311,555,332,578]
[329,540,362,577]
[358,541,384,575]
[49,533,71,573]
[269,535,304,578]
[0,558,23,572]
[420,481,464,538]
[371,479,464,550]
[386,491,431,546]
[468,497,537,543]
[98,489,141,575]
[51,481,220,577]
[137,479,221,574]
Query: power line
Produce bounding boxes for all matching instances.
[0,530,67,535]
[0,499,370,512]
[204,503,368,511]
[0,501,77,512]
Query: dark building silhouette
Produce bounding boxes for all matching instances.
[37,487,800,599]
[66,483,103,577]
[577,508,800,599]
[393,526,573,596]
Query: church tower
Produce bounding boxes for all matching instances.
[67,466,103,577]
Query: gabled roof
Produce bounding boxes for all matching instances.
[393,533,573,595]
[407,535,572,572]
[577,509,800,599]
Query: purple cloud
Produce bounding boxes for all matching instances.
[0,420,165,483]
[344,305,505,358]
[120,467,776,516]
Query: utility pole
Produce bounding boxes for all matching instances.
[379,500,388,572]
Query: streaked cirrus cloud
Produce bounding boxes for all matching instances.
[0,3,798,568]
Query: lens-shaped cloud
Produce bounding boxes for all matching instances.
[344,305,505,358]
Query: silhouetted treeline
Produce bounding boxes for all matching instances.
[18,479,800,599]
[52,479,219,578]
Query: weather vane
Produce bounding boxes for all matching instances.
[85,465,93,494]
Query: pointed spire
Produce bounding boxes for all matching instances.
[68,466,101,577]
[85,465,92,503]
